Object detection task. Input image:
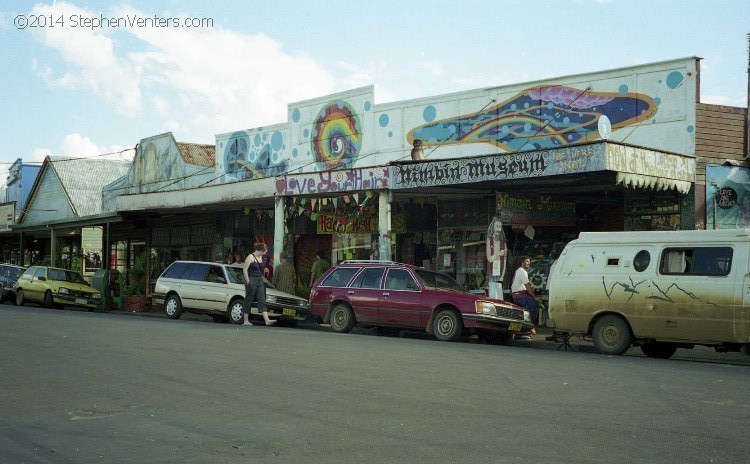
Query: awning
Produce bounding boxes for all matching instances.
[616,173,692,194]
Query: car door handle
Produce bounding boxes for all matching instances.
[382,292,390,296]
[347,291,355,295]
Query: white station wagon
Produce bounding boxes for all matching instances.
[152,260,310,325]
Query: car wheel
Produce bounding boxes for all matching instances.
[0,283,5,304]
[16,288,25,306]
[164,294,183,319]
[329,304,355,333]
[433,309,463,342]
[227,298,244,324]
[44,291,54,309]
[640,342,677,359]
[592,315,632,355]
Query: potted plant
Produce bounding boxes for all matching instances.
[123,251,152,313]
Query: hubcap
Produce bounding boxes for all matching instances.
[230,303,243,322]
[332,309,347,328]
[165,299,177,316]
[601,324,621,346]
[437,315,454,335]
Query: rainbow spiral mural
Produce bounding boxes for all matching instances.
[312,101,362,169]
[407,85,657,152]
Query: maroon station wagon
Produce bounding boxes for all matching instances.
[309,261,534,343]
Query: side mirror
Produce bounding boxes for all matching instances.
[38,276,46,281]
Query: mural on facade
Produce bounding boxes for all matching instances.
[276,167,389,196]
[706,165,750,229]
[406,85,657,152]
[222,130,290,181]
[312,101,363,170]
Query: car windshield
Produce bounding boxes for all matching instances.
[224,266,274,288]
[414,269,465,291]
[3,267,24,279]
[48,268,87,284]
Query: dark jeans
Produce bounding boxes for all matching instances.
[243,276,267,314]
[512,290,538,325]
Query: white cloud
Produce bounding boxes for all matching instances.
[30,147,53,164]
[30,2,143,116]
[419,61,445,77]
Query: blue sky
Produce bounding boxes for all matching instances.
[0,0,748,184]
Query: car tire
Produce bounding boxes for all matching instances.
[0,283,5,304]
[164,294,183,319]
[44,291,54,309]
[329,304,355,333]
[640,342,677,359]
[16,288,25,306]
[227,298,244,324]
[592,315,632,355]
[432,309,463,342]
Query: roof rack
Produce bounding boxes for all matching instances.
[339,260,401,265]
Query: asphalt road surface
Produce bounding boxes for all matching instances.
[1,305,748,464]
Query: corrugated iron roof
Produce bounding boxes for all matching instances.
[50,157,132,217]
[176,143,215,166]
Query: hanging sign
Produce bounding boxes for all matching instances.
[497,193,575,227]
[317,213,378,234]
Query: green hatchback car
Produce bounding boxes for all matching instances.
[15,266,102,310]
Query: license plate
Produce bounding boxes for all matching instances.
[75,298,87,305]
[508,322,522,332]
[282,308,296,317]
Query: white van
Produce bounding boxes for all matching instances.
[547,229,750,358]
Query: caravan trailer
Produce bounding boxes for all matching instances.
[547,229,750,358]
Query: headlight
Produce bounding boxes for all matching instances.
[59,287,69,294]
[523,310,531,322]
[266,294,277,304]
[92,293,102,300]
[298,300,308,308]
[475,301,496,315]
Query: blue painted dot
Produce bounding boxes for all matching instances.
[423,105,436,122]
[271,131,283,151]
[524,103,530,109]
[563,117,570,124]
[303,128,309,138]
[379,114,389,127]
[291,108,300,122]
[292,148,299,157]
[618,84,628,95]
[253,135,261,146]
[448,124,457,134]
[364,101,371,111]
[388,131,393,138]
[219,142,224,149]
[524,123,532,132]
[666,71,684,89]
[547,102,553,110]
[272,153,278,163]
[337,100,345,110]
[687,125,694,133]
[654,97,661,106]
[306,151,310,157]
[511,104,517,110]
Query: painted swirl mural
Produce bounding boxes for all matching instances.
[312,101,362,169]
[407,85,657,151]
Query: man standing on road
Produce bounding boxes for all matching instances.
[511,256,538,335]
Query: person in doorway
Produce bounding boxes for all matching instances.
[272,250,297,295]
[261,255,274,281]
[242,242,276,327]
[309,249,330,287]
[511,256,538,337]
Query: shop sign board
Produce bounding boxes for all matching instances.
[706,165,750,229]
[0,202,15,232]
[393,143,606,189]
[606,144,694,182]
[317,212,378,234]
[497,193,575,227]
[81,226,103,274]
[276,167,389,196]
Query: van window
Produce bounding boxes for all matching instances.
[659,247,732,276]
[633,250,650,272]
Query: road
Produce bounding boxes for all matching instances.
[1,304,748,464]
